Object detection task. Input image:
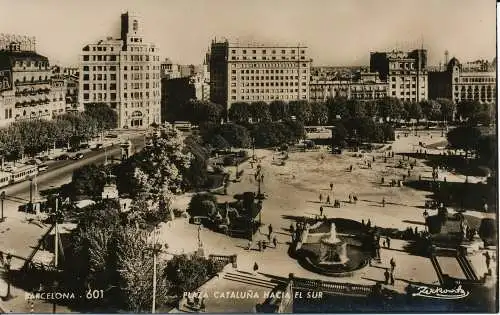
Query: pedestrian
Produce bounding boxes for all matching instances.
[383,240,386,248]
[414,226,418,235]
[444,177,447,183]
[268,224,273,236]
[384,268,390,285]
[381,176,385,184]
[485,252,491,270]
[353,195,358,204]
[350,165,353,172]
[390,273,395,285]
[326,195,331,204]
[382,197,386,207]
[373,156,375,162]
[390,258,396,272]
[362,219,365,226]
[408,169,411,177]
[258,240,262,252]
[330,182,333,191]
[272,236,277,248]
[320,206,324,217]
[367,219,371,228]
[349,194,352,203]
[387,237,391,249]
[290,223,295,235]
[319,193,323,203]
[253,262,259,274]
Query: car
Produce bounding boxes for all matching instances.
[73,153,84,160]
[56,154,70,160]
[79,143,90,149]
[105,134,119,139]
[38,164,48,172]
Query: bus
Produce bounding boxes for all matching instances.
[0,171,11,188]
[10,165,38,184]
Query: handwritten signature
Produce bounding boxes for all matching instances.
[412,285,470,300]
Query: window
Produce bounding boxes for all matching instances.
[83,84,89,90]
[83,74,89,80]
[83,55,89,61]
[83,93,89,100]
[110,83,116,90]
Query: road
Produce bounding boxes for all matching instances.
[1,133,147,216]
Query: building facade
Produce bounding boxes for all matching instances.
[79,12,161,128]
[0,36,67,127]
[310,71,387,102]
[208,39,312,110]
[428,57,496,105]
[370,49,428,102]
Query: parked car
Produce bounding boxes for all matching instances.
[92,143,103,150]
[105,134,118,139]
[79,143,90,149]
[56,154,70,160]
[27,159,43,165]
[73,153,84,160]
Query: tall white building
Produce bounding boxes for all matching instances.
[208,39,312,110]
[79,12,161,128]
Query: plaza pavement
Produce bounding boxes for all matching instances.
[159,132,495,298]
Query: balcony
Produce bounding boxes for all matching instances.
[14,80,50,86]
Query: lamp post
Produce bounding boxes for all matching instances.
[148,227,166,314]
[0,191,5,222]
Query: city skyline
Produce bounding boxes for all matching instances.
[0,0,496,67]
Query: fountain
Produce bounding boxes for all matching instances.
[318,223,348,265]
[293,218,370,276]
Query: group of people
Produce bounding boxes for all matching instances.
[384,258,397,285]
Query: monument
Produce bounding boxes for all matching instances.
[318,223,348,265]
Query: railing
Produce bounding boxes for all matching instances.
[208,254,236,266]
[291,275,374,296]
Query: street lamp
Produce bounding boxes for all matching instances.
[148,227,167,314]
[0,191,5,222]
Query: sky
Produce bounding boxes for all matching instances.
[0,0,496,67]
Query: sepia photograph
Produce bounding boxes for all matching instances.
[0,0,497,313]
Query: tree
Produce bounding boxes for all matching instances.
[419,100,441,121]
[132,123,192,202]
[364,101,379,118]
[188,193,217,217]
[249,102,271,123]
[435,98,456,122]
[69,164,108,199]
[164,254,210,297]
[186,100,224,125]
[346,100,365,119]
[309,102,328,125]
[377,97,403,121]
[381,124,395,142]
[228,102,251,123]
[456,100,480,121]
[447,126,482,158]
[477,134,496,170]
[218,123,251,148]
[113,227,170,312]
[269,100,289,122]
[182,136,209,190]
[289,100,311,123]
[331,121,347,148]
[325,97,349,122]
[84,103,118,131]
[405,102,423,122]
